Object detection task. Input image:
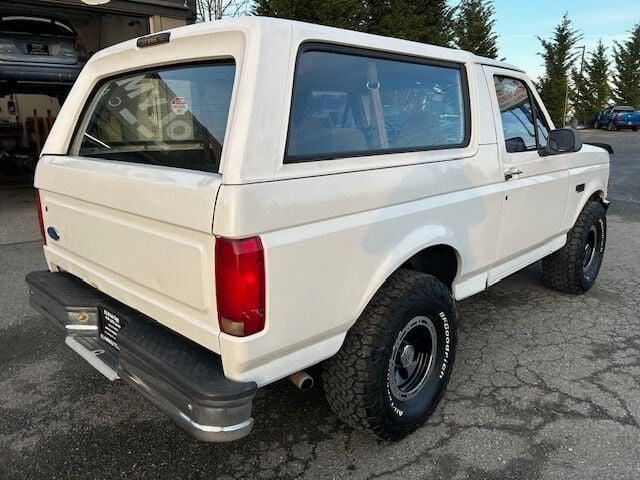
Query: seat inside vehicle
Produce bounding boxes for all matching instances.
[289,117,368,157]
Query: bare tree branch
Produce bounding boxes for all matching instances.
[196,0,250,22]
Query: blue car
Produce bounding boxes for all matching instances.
[615,109,640,131]
[596,105,639,131]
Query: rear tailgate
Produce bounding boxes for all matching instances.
[35,49,241,353]
[36,158,222,352]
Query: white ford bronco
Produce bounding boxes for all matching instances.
[26,18,610,442]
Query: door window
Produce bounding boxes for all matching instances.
[532,98,550,145]
[493,76,548,153]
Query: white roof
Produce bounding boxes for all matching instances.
[95,16,523,73]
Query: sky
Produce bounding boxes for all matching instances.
[483,0,640,79]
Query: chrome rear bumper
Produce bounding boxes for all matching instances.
[26,270,257,442]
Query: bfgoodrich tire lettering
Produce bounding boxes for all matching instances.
[323,269,457,440]
[542,200,607,294]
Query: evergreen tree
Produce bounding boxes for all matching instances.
[367,0,455,47]
[253,0,455,46]
[572,41,611,126]
[536,14,581,126]
[252,0,368,31]
[453,0,498,58]
[612,23,640,107]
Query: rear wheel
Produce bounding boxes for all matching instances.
[323,270,457,440]
[542,200,606,294]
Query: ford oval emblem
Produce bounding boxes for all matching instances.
[47,226,60,241]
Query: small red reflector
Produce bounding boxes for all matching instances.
[35,190,46,245]
[215,236,265,337]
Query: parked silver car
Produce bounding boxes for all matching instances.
[0,9,87,95]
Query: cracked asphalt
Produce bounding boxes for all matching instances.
[1,129,639,479]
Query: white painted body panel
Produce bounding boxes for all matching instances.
[36,18,610,386]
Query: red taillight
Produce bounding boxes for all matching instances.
[35,190,46,245]
[215,236,265,337]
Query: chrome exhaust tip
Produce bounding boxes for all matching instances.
[289,370,314,391]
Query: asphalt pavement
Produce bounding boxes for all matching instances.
[1,129,639,479]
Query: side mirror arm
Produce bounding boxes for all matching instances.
[537,147,550,157]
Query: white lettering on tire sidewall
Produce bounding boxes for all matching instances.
[438,311,450,380]
[598,218,606,253]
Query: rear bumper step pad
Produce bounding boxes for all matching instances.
[26,271,102,336]
[25,270,257,442]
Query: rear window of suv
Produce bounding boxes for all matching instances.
[74,61,236,174]
[1,15,76,37]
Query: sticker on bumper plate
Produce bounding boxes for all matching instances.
[99,308,126,350]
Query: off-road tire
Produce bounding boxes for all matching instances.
[542,200,606,294]
[323,269,457,440]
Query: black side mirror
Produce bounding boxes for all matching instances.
[542,128,582,156]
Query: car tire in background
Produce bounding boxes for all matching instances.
[323,269,457,440]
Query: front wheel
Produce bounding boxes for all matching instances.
[323,270,457,440]
[542,200,606,294]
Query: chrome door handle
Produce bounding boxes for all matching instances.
[504,167,523,180]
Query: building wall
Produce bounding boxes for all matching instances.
[149,16,187,33]
[66,11,150,54]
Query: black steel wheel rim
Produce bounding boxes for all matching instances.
[388,316,438,401]
[583,224,599,271]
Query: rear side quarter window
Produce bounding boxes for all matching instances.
[285,44,471,163]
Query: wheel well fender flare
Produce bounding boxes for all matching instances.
[350,225,463,329]
[567,184,607,228]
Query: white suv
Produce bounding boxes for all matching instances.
[26,18,610,442]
